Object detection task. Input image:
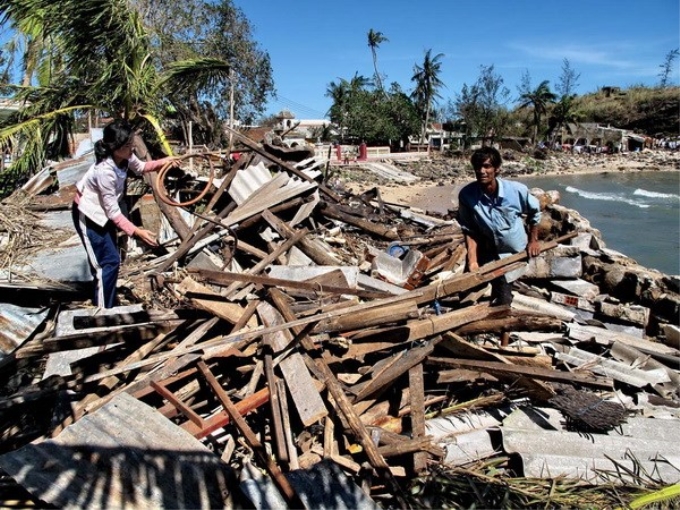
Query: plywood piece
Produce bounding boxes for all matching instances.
[257,302,328,427]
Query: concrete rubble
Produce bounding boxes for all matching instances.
[0,136,678,508]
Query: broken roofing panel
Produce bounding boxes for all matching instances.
[426,407,513,466]
[0,302,50,358]
[0,393,234,509]
[501,407,680,485]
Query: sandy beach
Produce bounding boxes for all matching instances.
[345,150,680,214]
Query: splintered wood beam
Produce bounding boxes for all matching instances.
[189,268,391,300]
[196,361,302,507]
[455,314,562,335]
[312,299,420,333]
[378,437,444,459]
[264,352,288,462]
[277,378,299,470]
[426,357,613,389]
[175,277,247,324]
[311,356,409,508]
[408,364,428,473]
[257,302,328,426]
[348,304,506,344]
[349,339,440,402]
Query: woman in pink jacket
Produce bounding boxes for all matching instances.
[72,119,175,308]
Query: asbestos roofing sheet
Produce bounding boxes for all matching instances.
[501,408,680,485]
[555,347,670,388]
[0,393,233,509]
[426,408,513,467]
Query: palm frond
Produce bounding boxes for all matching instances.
[628,484,680,509]
[158,58,230,95]
[138,113,174,156]
[0,104,88,142]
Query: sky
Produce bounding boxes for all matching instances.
[233,0,680,120]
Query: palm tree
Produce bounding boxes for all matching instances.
[325,73,370,142]
[367,29,388,92]
[411,49,445,148]
[0,0,230,180]
[549,94,580,145]
[518,80,557,144]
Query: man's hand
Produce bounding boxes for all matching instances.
[134,228,159,247]
[468,260,479,272]
[526,240,541,257]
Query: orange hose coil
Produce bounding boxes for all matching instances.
[155,153,215,207]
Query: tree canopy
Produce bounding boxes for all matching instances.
[0,0,272,184]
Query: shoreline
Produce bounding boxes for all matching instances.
[346,150,680,212]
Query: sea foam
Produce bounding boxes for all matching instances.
[565,186,651,208]
[633,188,680,200]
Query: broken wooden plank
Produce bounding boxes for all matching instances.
[189,268,391,299]
[350,339,441,402]
[257,302,328,427]
[181,387,270,439]
[264,350,288,462]
[427,357,612,389]
[408,364,428,473]
[319,202,399,240]
[196,361,302,507]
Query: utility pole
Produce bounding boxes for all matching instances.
[229,69,235,150]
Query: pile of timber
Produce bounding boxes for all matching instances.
[0,132,678,509]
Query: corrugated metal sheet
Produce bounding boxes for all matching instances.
[224,170,317,227]
[0,303,49,358]
[501,408,680,485]
[55,155,94,188]
[0,393,234,509]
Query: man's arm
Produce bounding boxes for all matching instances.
[527,223,540,257]
[464,234,480,272]
[521,185,541,257]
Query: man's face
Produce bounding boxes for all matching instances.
[474,158,499,185]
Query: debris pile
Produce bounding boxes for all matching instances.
[0,133,678,509]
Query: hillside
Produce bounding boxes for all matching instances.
[574,86,680,136]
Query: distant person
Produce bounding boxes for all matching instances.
[72,119,178,308]
[457,147,541,305]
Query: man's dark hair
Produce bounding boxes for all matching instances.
[470,146,502,170]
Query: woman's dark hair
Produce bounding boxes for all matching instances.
[94,119,134,163]
[470,146,502,170]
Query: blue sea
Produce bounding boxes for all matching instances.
[524,171,680,275]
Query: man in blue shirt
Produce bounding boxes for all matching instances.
[457,147,541,305]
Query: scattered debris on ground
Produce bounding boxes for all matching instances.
[0,137,678,509]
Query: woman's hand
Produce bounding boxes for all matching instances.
[134,227,159,247]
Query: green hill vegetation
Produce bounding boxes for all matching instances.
[573,85,680,136]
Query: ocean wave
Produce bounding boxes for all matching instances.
[633,188,680,200]
[565,186,651,208]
